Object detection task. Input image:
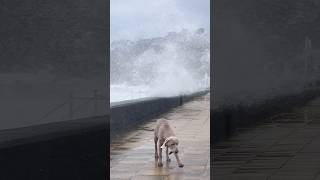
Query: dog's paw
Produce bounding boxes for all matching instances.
[166,158,171,162]
[157,162,163,167]
[178,163,184,168]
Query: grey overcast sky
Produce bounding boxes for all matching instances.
[111,0,210,41]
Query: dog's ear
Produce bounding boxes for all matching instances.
[169,137,179,145]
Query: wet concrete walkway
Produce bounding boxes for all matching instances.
[213,97,320,180]
[110,94,210,180]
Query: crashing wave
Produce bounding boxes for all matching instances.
[111,28,210,102]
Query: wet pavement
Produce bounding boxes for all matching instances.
[110,94,210,180]
[213,97,320,180]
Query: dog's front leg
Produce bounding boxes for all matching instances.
[174,153,184,168]
[157,140,163,167]
[166,147,171,162]
[154,137,158,160]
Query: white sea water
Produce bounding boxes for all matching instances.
[110,29,210,103]
[110,84,152,102]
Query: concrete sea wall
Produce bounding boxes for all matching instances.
[110,90,209,140]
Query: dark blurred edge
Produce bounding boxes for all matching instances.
[110,90,209,141]
[0,115,108,179]
[0,0,110,179]
[210,0,320,178]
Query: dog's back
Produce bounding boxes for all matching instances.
[155,119,174,139]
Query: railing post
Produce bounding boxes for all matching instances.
[180,95,183,106]
[69,91,73,119]
[304,36,312,86]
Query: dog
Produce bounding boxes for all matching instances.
[154,119,184,167]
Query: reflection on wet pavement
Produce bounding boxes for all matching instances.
[213,97,320,180]
[111,94,210,180]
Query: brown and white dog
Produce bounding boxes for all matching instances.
[154,119,184,167]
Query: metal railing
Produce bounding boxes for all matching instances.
[38,89,107,123]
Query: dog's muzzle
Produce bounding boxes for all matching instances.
[169,150,178,155]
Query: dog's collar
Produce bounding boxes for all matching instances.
[160,136,177,149]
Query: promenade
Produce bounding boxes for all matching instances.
[110,94,210,180]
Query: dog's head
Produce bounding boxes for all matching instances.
[161,136,179,154]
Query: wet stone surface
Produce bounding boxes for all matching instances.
[213,97,320,180]
[110,94,210,180]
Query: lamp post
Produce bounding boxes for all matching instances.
[304,36,312,87]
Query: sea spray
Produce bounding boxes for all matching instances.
[111,29,210,102]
